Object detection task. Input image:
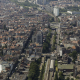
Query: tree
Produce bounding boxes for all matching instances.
[36,58,41,65]
[39,65,45,80]
[72,51,77,58]
[65,77,70,80]
[28,78,32,80]
[49,17,54,22]
[71,78,74,80]
[59,72,64,80]
[72,51,77,63]
[69,51,77,63]
[71,73,73,76]
[58,18,60,22]
[53,39,56,44]
[43,32,51,53]
[76,76,80,79]
[43,42,49,53]
[51,46,56,51]
[55,60,58,67]
[28,61,40,80]
[60,8,67,12]
[54,32,57,35]
[54,71,58,80]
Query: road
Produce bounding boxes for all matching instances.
[50,30,54,51]
[43,59,50,80]
[56,25,60,55]
[50,35,54,47]
[42,10,54,17]
[43,59,54,80]
[48,72,54,80]
[40,57,44,70]
[50,23,60,55]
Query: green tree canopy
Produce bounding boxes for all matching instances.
[65,77,70,80]
[59,72,64,80]
[54,71,58,80]
[28,61,39,80]
[71,78,74,80]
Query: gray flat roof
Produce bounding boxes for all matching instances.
[58,64,74,69]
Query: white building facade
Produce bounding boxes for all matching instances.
[53,6,59,16]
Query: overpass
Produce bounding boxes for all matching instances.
[42,53,51,56]
[42,52,56,56]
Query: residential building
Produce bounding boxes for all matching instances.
[32,31,43,44]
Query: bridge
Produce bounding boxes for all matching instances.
[42,53,51,56]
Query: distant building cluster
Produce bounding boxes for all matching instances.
[67,11,80,15]
[1,0,80,80]
[17,0,26,2]
[28,0,46,5]
[0,0,51,79]
[45,5,59,16]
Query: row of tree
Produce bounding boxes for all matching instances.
[67,6,80,11]
[59,8,67,12]
[69,51,77,63]
[39,63,45,80]
[49,17,54,22]
[43,30,51,53]
[54,71,64,80]
[54,71,74,80]
[60,6,80,13]
[28,58,41,80]
[51,32,57,51]
[9,0,38,8]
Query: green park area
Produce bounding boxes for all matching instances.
[9,0,38,9]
